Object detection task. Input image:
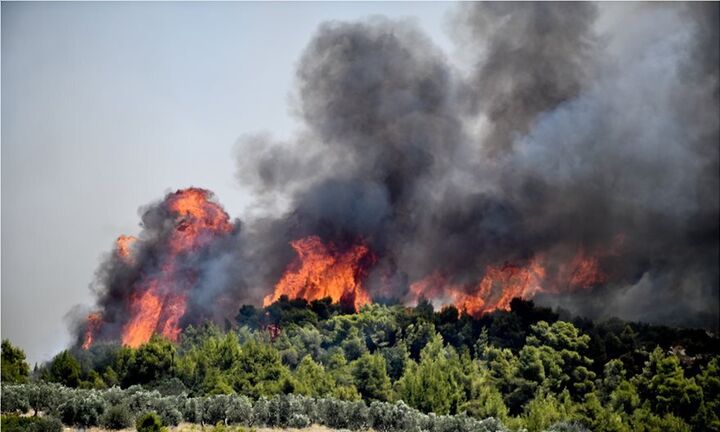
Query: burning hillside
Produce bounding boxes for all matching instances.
[82,186,616,349]
[82,188,234,348]
[78,3,718,348]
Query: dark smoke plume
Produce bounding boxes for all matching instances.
[80,3,719,343]
[235,3,718,328]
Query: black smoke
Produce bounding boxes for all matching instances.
[234,3,718,329]
[80,3,718,341]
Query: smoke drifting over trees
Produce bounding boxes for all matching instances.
[82,2,718,344]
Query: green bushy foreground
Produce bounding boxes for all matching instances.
[2,298,719,431]
[0,414,62,432]
[2,383,510,431]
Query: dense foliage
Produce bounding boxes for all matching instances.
[2,340,29,384]
[1,413,62,432]
[3,298,719,431]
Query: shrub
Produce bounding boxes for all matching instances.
[477,417,509,432]
[27,383,67,416]
[369,400,421,431]
[288,413,311,428]
[57,391,107,427]
[181,397,203,423]
[151,396,183,426]
[102,386,127,406]
[101,404,134,429]
[126,386,162,414]
[1,414,63,432]
[226,394,253,425]
[545,422,590,432]
[251,397,270,426]
[315,398,369,430]
[1,385,29,414]
[136,412,165,432]
[254,394,307,427]
[204,394,231,425]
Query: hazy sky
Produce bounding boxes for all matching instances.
[1,2,454,365]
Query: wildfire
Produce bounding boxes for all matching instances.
[115,235,137,264]
[82,185,620,349]
[410,259,546,316]
[81,312,103,350]
[263,236,374,310]
[166,188,232,253]
[122,285,164,347]
[410,249,608,316]
[83,188,232,349]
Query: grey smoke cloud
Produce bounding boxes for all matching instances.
[230,3,717,329]
[82,2,718,342]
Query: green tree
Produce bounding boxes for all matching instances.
[403,320,436,360]
[124,336,176,386]
[1,340,29,384]
[522,392,569,432]
[525,321,596,400]
[43,350,82,387]
[380,344,410,381]
[609,380,640,415]
[395,334,466,415]
[628,406,691,432]
[326,349,361,400]
[459,381,509,421]
[341,327,368,362]
[636,347,702,421]
[693,356,720,431]
[351,352,392,401]
[231,340,291,398]
[599,359,626,402]
[294,355,334,397]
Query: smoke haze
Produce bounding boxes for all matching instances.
[232,2,718,329]
[10,2,717,352]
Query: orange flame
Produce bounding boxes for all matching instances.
[115,235,137,264]
[410,259,546,316]
[81,312,103,350]
[166,188,232,253]
[84,188,232,349]
[263,236,373,310]
[410,249,609,316]
[566,253,607,289]
[122,285,164,347]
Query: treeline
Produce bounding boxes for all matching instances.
[2,298,719,431]
[2,383,510,431]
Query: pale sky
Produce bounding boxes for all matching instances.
[1,1,455,365]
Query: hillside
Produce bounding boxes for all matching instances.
[2,298,718,431]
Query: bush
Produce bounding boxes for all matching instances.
[204,394,232,425]
[1,414,63,432]
[288,413,311,428]
[251,397,270,426]
[369,400,421,431]
[126,386,162,414]
[1,385,29,414]
[27,383,67,416]
[315,398,369,430]
[253,394,310,427]
[545,422,590,432]
[136,412,165,432]
[102,386,127,406]
[101,404,134,429]
[181,397,203,424]
[477,417,509,432]
[226,394,253,425]
[57,391,107,427]
[151,396,183,426]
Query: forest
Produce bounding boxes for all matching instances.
[2,298,719,432]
